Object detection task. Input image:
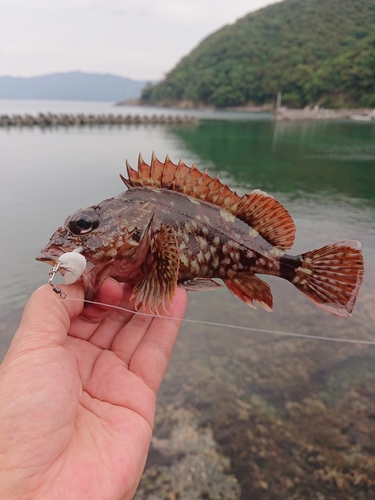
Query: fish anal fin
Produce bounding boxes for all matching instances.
[122,155,295,250]
[224,275,273,312]
[179,278,222,291]
[290,240,364,318]
[131,224,180,314]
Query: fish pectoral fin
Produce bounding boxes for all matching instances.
[119,215,154,264]
[131,224,180,314]
[179,278,222,291]
[224,275,273,312]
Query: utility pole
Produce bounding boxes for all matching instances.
[276,91,282,110]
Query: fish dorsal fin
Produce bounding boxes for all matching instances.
[234,189,296,250]
[121,153,296,250]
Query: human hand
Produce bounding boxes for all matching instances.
[0,279,187,500]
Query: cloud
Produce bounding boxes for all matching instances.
[0,0,279,79]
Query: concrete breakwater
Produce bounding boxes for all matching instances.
[0,113,199,127]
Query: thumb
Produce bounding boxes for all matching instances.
[7,283,85,355]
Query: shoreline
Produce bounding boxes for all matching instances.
[273,107,375,122]
[117,99,375,122]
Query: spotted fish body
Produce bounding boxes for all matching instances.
[37,154,364,317]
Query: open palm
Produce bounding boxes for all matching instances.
[0,279,187,500]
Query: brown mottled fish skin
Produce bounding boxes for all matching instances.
[36,154,364,317]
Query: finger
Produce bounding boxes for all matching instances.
[87,284,139,348]
[68,279,124,341]
[109,307,155,366]
[109,290,179,367]
[7,283,85,355]
[113,288,187,394]
[81,279,125,321]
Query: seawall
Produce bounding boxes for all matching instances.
[0,113,199,127]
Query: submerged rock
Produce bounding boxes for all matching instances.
[135,407,240,500]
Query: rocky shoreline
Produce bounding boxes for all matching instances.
[274,106,375,121]
[117,99,375,122]
[0,113,199,128]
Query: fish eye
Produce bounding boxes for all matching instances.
[67,209,100,236]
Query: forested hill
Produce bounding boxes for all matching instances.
[141,0,375,108]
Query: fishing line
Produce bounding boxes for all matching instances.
[46,246,371,345]
[64,296,375,346]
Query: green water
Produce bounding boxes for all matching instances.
[1,112,375,498]
[173,119,375,201]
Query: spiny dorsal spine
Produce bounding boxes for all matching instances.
[121,153,296,250]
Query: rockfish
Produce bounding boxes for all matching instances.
[37,154,364,316]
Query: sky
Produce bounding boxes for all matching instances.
[0,0,280,81]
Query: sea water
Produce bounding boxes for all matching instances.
[1,100,375,496]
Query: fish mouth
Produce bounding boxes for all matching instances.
[35,245,65,265]
[36,245,87,265]
[36,245,95,274]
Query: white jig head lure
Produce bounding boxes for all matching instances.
[48,248,86,298]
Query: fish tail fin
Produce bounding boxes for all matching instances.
[290,240,364,317]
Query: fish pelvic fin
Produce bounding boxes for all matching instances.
[179,278,222,291]
[285,240,364,317]
[131,224,180,314]
[122,154,296,250]
[224,275,274,312]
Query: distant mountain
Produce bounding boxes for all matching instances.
[0,71,150,102]
[141,0,375,108]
